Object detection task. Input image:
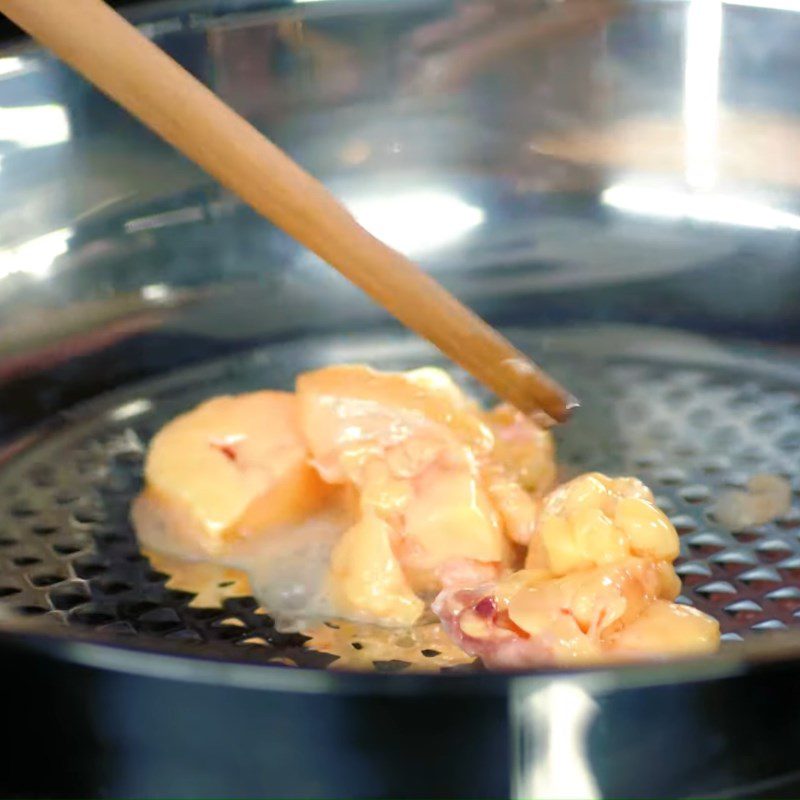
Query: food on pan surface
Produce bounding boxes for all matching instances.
[133,364,720,669]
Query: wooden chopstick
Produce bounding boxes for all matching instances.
[0,0,576,422]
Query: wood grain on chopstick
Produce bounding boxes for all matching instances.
[0,0,576,421]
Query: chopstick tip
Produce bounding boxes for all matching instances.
[546,392,579,426]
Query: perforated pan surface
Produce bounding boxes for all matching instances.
[2,327,800,671]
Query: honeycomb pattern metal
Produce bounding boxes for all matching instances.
[1,333,800,668]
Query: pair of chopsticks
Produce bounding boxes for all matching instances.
[0,0,575,423]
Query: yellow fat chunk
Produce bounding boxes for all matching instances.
[656,561,682,600]
[483,467,540,546]
[297,365,494,483]
[606,601,720,657]
[507,558,662,642]
[403,464,507,568]
[134,391,329,557]
[297,364,510,601]
[329,512,424,626]
[526,472,680,575]
[615,497,680,561]
[483,403,557,495]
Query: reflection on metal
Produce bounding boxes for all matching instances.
[141,283,174,304]
[0,228,72,281]
[512,680,600,800]
[725,0,800,10]
[138,17,186,39]
[602,184,800,231]
[0,103,70,150]
[109,399,154,422]
[0,56,28,78]
[684,0,723,190]
[345,190,484,255]
[124,206,205,234]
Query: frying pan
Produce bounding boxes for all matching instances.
[3,0,800,796]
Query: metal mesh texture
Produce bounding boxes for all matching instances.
[1,331,799,669]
